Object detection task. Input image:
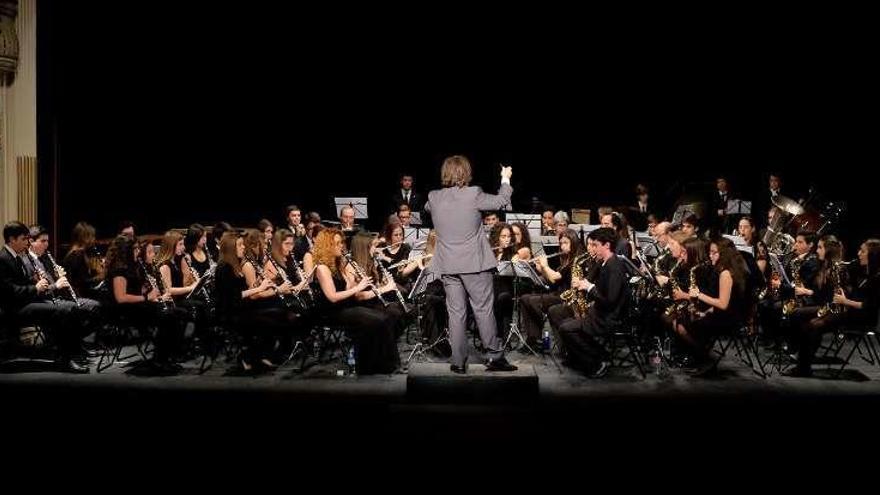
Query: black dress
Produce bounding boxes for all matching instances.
[382,244,412,284]
[107,266,187,363]
[793,272,880,374]
[214,262,302,365]
[493,250,516,339]
[162,257,209,334]
[188,250,212,277]
[520,260,572,342]
[63,248,104,299]
[315,265,399,374]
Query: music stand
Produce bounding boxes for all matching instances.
[497,260,547,356]
[723,234,754,256]
[334,197,369,220]
[410,212,422,226]
[725,200,752,216]
[404,268,449,365]
[636,232,659,258]
[672,203,699,226]
[185,272,212,300]
[507,213,542,241]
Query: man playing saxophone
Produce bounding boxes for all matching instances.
[554,227,630,378]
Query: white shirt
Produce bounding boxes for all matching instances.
[770,188,780,198]
[638,201,648,213]
[401,189,411,203]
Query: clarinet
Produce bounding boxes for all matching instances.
[247,255,285,304]
[184,254,212,305]
[265,253,304,308]
[373,252,410,312]
[293,265,317,300]
[27,252,61,304]
[293,259,314,301]
[139,260,174,312]
[344,253,388,306]
[45,251,81,306]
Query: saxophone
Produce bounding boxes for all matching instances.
[665,261,702,319]
[782,256,805,316]
[560,253,590,319]
[817,260,847,318]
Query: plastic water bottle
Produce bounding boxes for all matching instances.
[542,330,551,351]
[650,349,662,373]
[347,347,356,374]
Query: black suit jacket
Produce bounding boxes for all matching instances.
[0,248,39,312]
[711,192,730,217]
[392,189,425,212]
[586,255,630,332]
[626,203,651,232]
[293,236,310,262]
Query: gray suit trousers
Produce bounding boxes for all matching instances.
[442,271,503,366]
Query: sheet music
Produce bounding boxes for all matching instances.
[334,197,368,219]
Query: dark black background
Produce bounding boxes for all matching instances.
[35,1,876,252]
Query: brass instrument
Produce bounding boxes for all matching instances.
[560,253,591,319]
[373,252,410,312]
[45,251,81,306]
[664,261,704,319]
[782,256,805,316]
[817,259,852,318]
[344,253,388,307]
[652,257,680,301]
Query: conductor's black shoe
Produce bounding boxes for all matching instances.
[60,359,90,374]
[782,368,813,378]
[485,357,518,372]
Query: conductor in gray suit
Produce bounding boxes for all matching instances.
[424,155,518,373]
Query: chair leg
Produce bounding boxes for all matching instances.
[834,334,863,379]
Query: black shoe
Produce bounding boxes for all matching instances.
[588,361,609,379]
[485,357,518,372]
[77,347,99,359]
[60,359,90,374]
[450,364,467,374]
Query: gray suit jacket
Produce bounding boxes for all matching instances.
[425,183,512,275]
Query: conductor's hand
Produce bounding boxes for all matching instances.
[500,165,512,180]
